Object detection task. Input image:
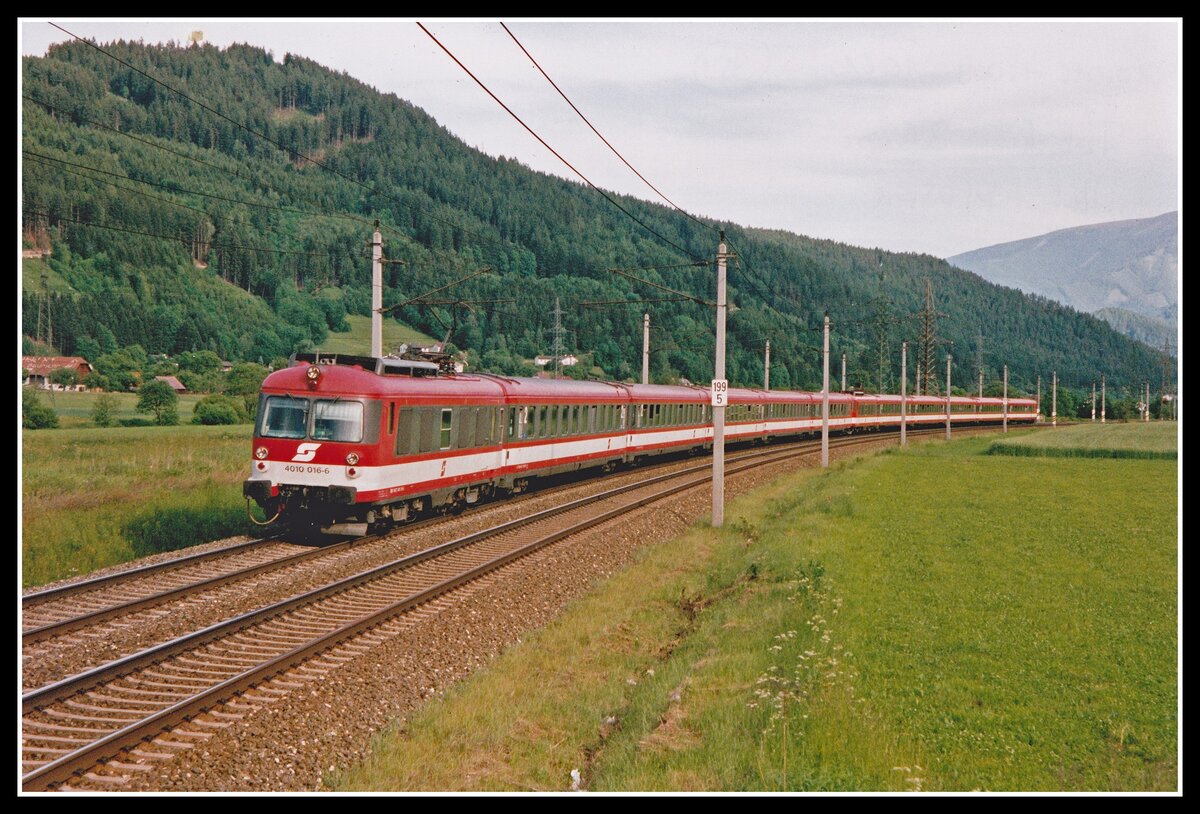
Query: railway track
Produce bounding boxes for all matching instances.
[22,538,306,643]
[21,426,986,790]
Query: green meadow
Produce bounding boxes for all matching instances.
[989,422,1177,459]
[29,389,211,428]
[334,434,1178,792]
[21,424,255,587]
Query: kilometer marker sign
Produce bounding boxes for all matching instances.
[711,379,728,407]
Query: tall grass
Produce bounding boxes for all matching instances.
[21,425,254,586]
[989,422,1177,460]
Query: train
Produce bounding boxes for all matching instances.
[243,352,1038,535]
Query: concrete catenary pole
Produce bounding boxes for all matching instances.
[1037,375,1041,422]
[712,233,728,528]
[1101,374,1106,424]
[841,352,847,392]
[1146,382,1151,422]
[946,352,952,440]
[979,369,984,399]
[1092,382,1097,422]
[764,340,771,391]
[371,222,383,358]
[1052,371,1057,427]
[900,340,908,447]
[1003,364,1009,434]
[642,313,650,385]
[916,364,922,397]
[822,313,831,468]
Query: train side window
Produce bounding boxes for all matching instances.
[418,408,437,453]
[389,402,396,435]
[506,407,516,441]
[458,407,476,449]
[538,406,549,439]
[476,408,491,447]
[440,408,453,450]
[395,409,413,456]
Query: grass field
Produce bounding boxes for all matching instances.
[333,436,1178,792]
[318,315,437,356]
[30,389,215,428]
[21,424,255,587]
[990,422,1178,459]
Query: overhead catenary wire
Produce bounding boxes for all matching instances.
[500,22,717,237]
[381,267,497,315]
[491,26,806,327]
[607,267,715,307]
[417,21,705,264]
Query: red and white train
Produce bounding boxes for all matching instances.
[243,353,1037,534]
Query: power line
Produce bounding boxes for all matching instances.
[417,21,705,264]
[500,22,716,237]
[494,23,808,330]
[496,20,804,328]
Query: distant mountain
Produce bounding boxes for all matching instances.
[947,213,1178,328]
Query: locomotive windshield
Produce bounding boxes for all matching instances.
[262,396,309,439]
[260,396,363,442]
[312,400,363,442]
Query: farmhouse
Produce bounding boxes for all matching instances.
[21,356,93,390]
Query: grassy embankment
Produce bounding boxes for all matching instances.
[334,431,1178,792]
[21,425,254,588]
[989,421,1177,459]
[317,315,437,356]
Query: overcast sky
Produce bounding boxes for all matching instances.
[20,18,1180,259]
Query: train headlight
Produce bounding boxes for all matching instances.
[345,452,360,465]
[255,446,269,460]
[306,365,321,384]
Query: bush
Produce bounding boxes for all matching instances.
[136,379,180,425]
[22,388,59,429]
[91,394,119,427]
[192,394,249,425]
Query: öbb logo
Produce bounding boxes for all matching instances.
[292,443,322,462]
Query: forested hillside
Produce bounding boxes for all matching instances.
[21,39,1164,391]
